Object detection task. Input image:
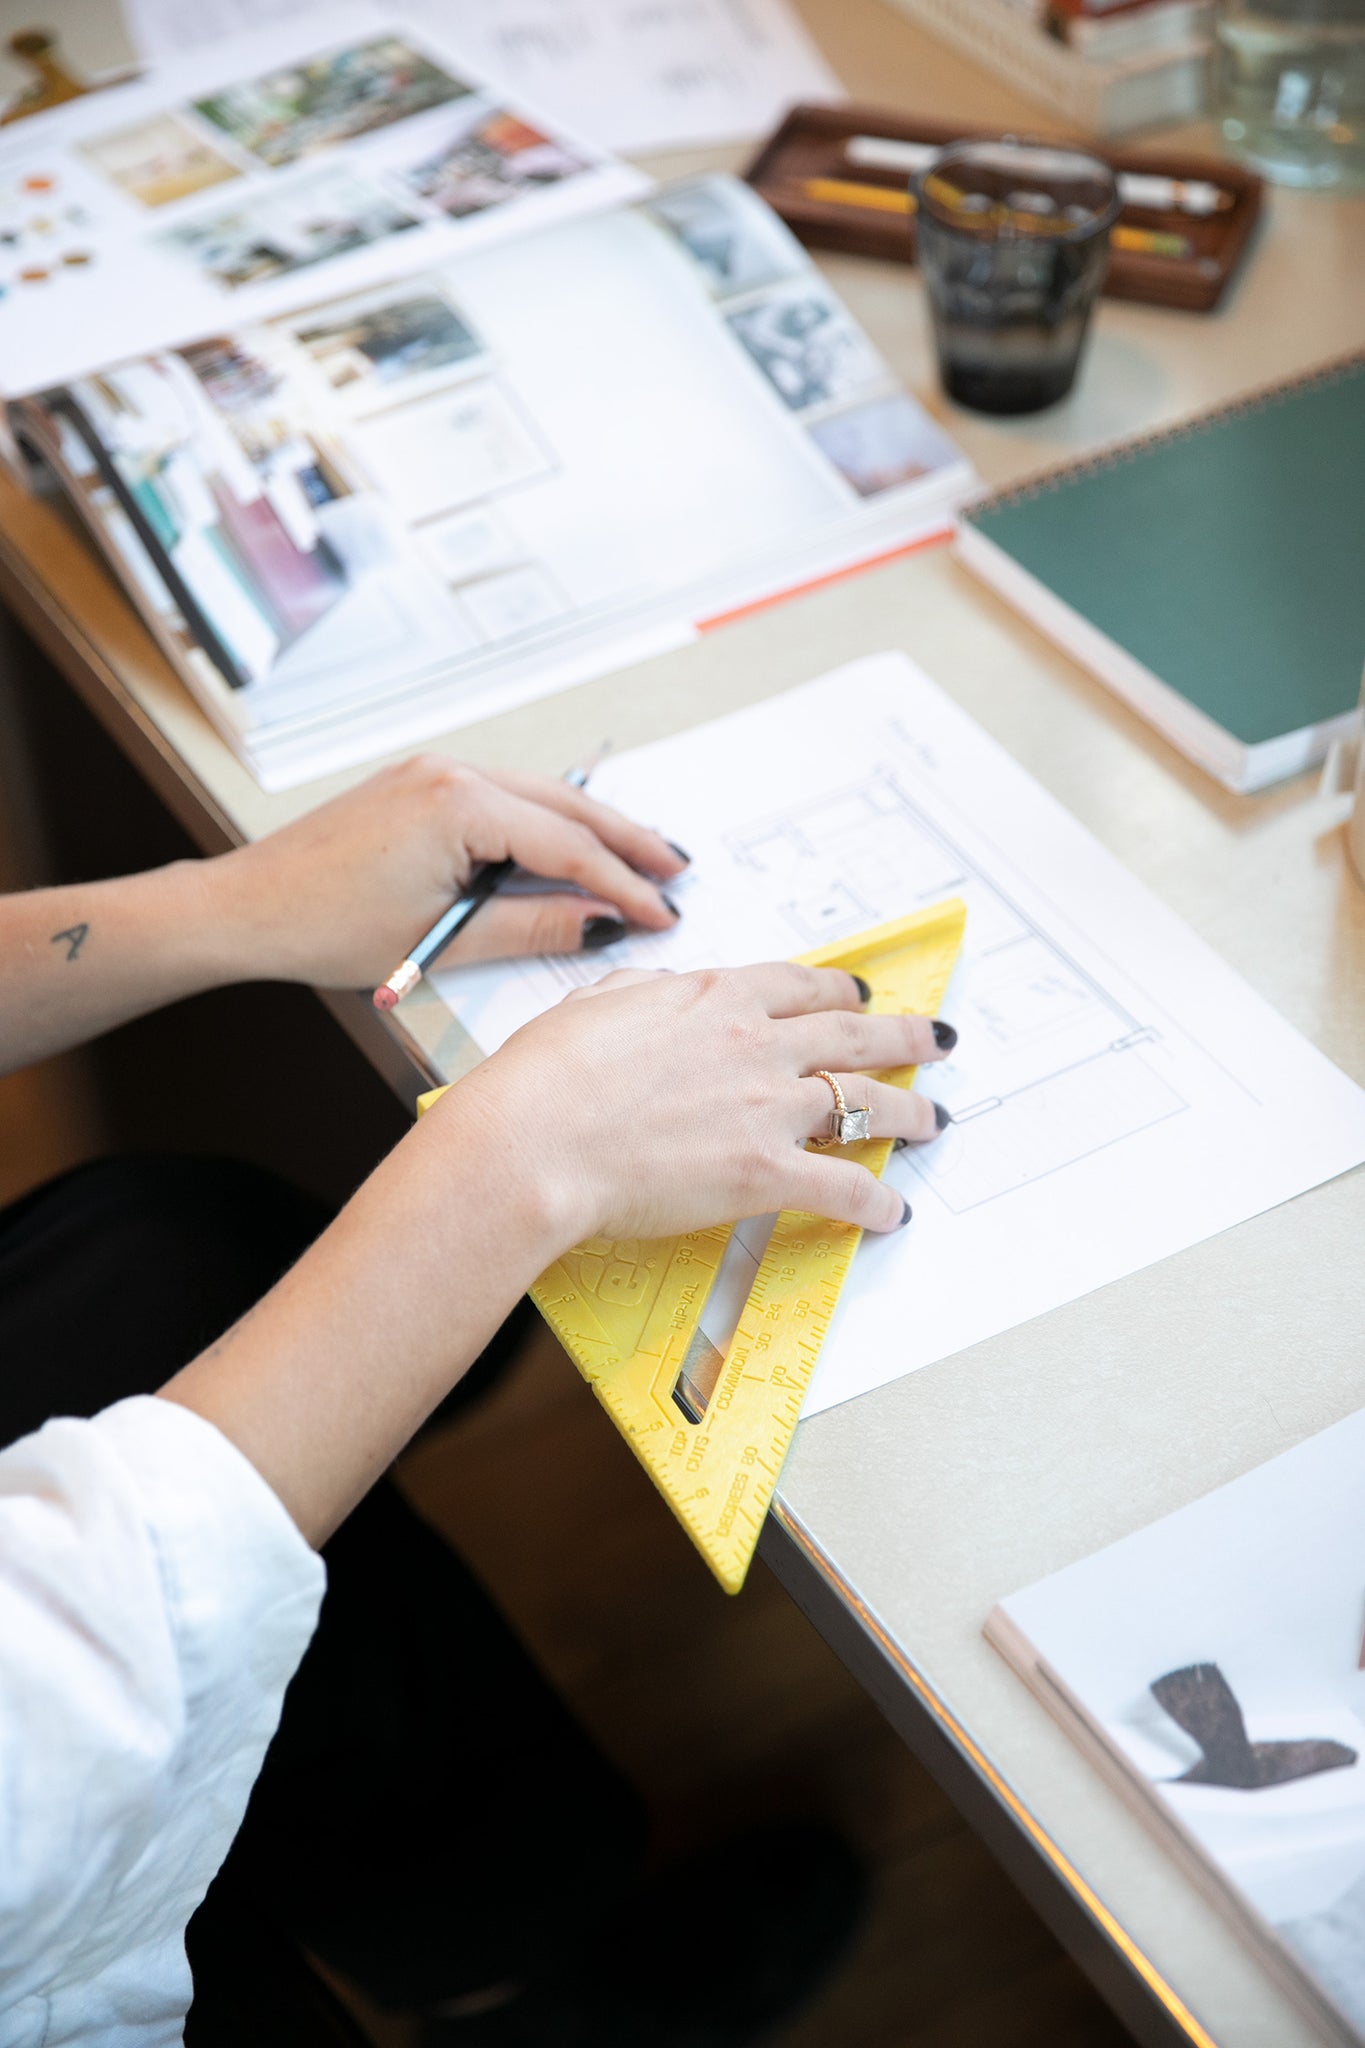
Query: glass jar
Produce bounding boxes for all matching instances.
[1217,0,1365,189]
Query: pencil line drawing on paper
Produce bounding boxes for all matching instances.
[432,652,1365,1422]
[725,768,1189,1213]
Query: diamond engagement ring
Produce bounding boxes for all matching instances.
[812,1070,872,1146]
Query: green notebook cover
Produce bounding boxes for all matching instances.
[962,357,1365,751]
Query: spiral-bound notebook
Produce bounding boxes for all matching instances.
[956,355,1365,793]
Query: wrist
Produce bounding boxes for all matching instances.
[423,1059,595,1271]
[135,856,245,997]
[194,843,290,986]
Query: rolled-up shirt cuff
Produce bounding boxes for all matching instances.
[91,1394,326,1724]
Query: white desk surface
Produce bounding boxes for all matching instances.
[3,4,1364,2042]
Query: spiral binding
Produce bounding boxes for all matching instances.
[968,348,1365,515]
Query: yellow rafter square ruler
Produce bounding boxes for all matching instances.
[419,898,966,1592]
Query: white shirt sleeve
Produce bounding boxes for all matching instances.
[0,1395,325,2048]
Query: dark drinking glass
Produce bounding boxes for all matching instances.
[915,140,1120,415]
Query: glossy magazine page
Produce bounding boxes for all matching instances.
[0,1,645,400]
[23,177,972,787]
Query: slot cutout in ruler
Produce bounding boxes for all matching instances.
[419,898,966,1591]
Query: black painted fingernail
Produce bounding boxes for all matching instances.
[661,893,681,919]
[932,1019,957,1051]
[932,1100,952,1130]
[851,973,872,1005]
[893,1136,909,1152]
[667,841,691,866]
[582,916,626,950]
[896,1195,913,1228]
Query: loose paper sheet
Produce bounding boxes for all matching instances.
[123,0,843,156]
[432,652,1365,1420]
[0,3,644,398]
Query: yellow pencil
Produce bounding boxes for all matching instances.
[801,176,1193,259]
[803,175,916,215]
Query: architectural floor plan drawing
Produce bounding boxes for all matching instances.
[727,771,1187,1213]
[434,651,1365,1418]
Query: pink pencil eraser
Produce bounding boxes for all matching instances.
[373,986,398,1012]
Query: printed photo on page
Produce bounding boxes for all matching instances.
[190,34,470,167]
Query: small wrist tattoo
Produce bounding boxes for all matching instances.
[51,922,89,962]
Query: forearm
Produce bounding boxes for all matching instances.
[0,757,688,1075]
[154,959,942,1549]
[0,861,237,1073]
[158,1076,567,1548]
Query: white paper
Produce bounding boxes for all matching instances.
[0,3,645,397]
[123,0,844,156]
[431,651,1365,1419]
[999,1406,1365,2036]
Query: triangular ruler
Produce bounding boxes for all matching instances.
[420,897,966,1591]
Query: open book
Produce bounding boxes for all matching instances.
[18,174,971,788]
[988,1409,1365,2047]
[0,10,971,789]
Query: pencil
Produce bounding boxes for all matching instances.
[802,178,1193,258]
[804,174,916,216]
[372,751,605,1011]
[1112,223,1193,259]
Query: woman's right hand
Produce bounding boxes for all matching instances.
[443,960,956,1251]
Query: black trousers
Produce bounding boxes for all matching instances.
[0,1155,646,2041]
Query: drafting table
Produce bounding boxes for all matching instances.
[0,2,1363,2042]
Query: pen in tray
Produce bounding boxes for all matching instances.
[372,752,604,1012]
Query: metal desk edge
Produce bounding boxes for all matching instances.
[761,1496,1221,2048]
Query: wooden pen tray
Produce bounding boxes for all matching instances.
[747,104,1264,313]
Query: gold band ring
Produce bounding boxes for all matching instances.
[811,1070,873,1147]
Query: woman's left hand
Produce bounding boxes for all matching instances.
[207,754,688,989]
